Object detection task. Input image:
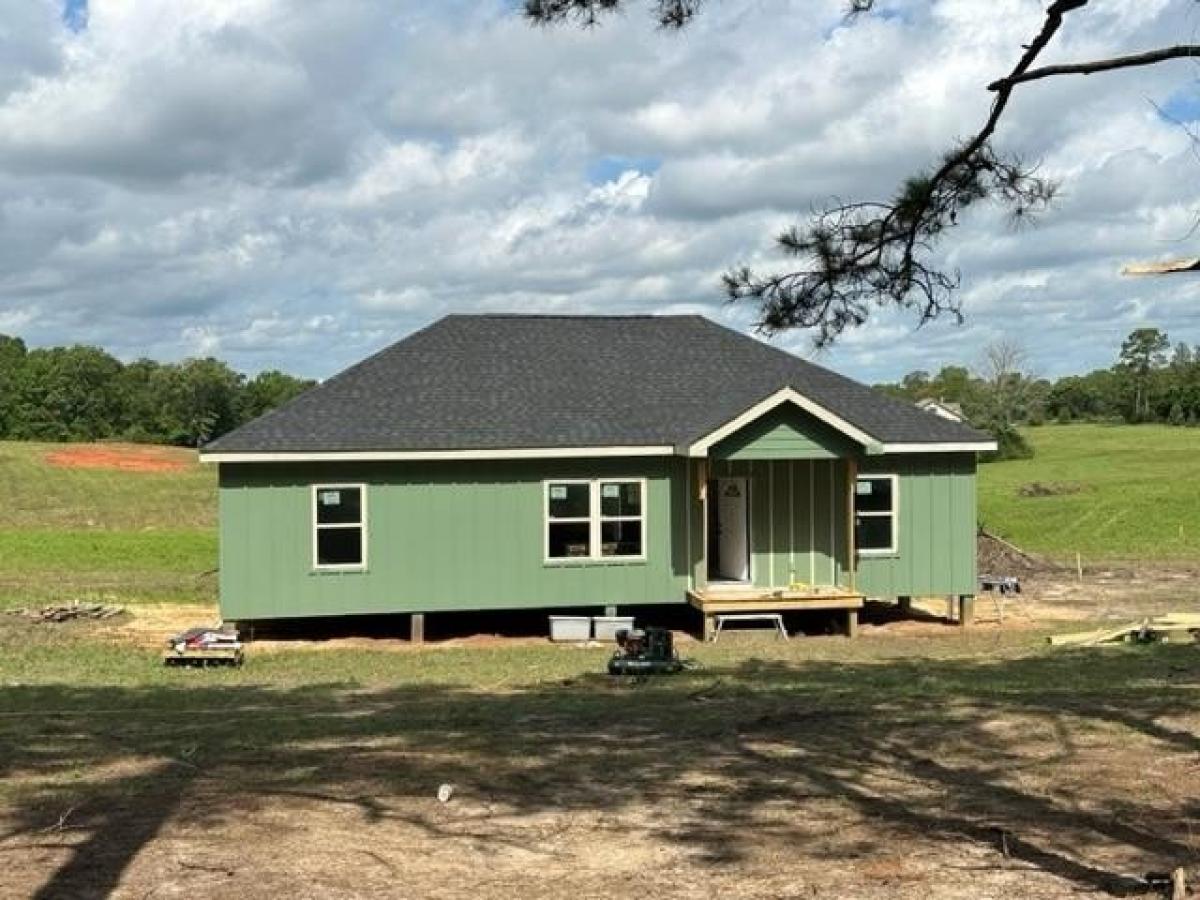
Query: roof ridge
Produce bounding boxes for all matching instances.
[446,313,698,320]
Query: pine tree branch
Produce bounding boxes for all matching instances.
[989,44,1200,90]
[889,0,1087,285]
[526,0,1200,344]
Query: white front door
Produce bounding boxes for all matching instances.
[716,477,750,581]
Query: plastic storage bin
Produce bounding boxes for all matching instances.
[592,616,635,642]
[548,615,591,642]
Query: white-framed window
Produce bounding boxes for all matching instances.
[854,474,898,556]
[312,484,367,570]
[545,478,646,562]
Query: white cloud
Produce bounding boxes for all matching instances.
[0,0,1197,382]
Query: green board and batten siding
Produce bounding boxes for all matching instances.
[709,404,859,461]
[705,458,851,591]
[219,457,694,621]
[217,406,978,621]
[856,453,977,597]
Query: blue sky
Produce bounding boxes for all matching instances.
[0,0,1196,384]
[61,0,86,31]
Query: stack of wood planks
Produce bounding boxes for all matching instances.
[1049,614,1200,647]
[8,602,124,623]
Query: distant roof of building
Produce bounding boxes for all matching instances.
[916,397,966,422]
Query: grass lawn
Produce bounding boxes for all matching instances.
[978,423,1200,563]
[0,441,216,607]
[0,618,1197,898]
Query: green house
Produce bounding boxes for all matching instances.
[200,315,995,635]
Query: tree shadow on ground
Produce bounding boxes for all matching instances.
[1,647,1198,898]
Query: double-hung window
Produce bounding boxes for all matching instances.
[313,484,367,570]
[854,474,898,555]
[545,478,645,562]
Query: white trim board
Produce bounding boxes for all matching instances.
[686,387,878,456]
[877,441,997,453]
[202,445,676,464]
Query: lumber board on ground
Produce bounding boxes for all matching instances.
[1155,614,1200,626]
[1049,614,1200,647]
[1048,623,1144,647]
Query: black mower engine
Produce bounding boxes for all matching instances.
[607,626,684,677]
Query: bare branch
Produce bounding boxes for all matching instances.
[989,44,1200,90]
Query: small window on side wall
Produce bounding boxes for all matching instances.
[855,475,897,555]
[313,485,367,569]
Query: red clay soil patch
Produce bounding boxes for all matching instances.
[44,444,191,473]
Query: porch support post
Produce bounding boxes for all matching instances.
[846,609,858,639]
[603,605,618,618]
[897,595,912,614]
[410,613,425,644]
[697,458,709,588]
[703,614,716,643]
[846,457,857,591]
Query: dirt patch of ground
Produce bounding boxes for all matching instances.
[44,443,192,473]
[977,530,1062,577]
[96,562,1200,654]
[2,661,1198,900]
[100,603,220,648]
[1017,480,1085,498]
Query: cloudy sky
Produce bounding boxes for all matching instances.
[0,0,1198,383]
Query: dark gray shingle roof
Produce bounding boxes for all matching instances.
[203,314,990,454]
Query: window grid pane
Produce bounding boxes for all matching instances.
[316,487,362,525]
[600,481,641,518]
[854,477,893,514]
[855,516,893,551]
[317,526,363,566]
[548,482,590,520]
[548,521,591,558]
[601,520,642,557]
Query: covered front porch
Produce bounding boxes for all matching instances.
[684,398,870,637]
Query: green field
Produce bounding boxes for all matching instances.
[0,441,216,607]
[978,423,1200,562]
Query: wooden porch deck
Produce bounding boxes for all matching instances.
[687,585,865,639]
